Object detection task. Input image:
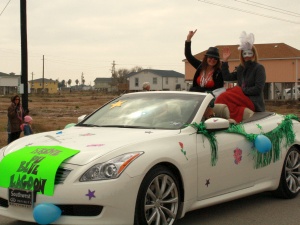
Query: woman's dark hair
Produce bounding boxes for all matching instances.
[201,55,221,71]
[11,95,20,103]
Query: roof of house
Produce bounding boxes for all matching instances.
[127,69,184,78]
[30,78,57,82]
[94,77,112,82]
[0,72,20,77]
[0,72,8,76]
[183,43,300,61]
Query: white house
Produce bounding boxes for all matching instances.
[94,77,118,92]
[0,72,20,95]
[127,69,185,91]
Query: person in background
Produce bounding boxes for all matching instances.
[185,29,224,93]
[216,31,266,123]
[7,95,24,143]
[21,115,34,136]
[143,82,151,91]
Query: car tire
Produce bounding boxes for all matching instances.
[273,146,300,199]
[134,165,181,225]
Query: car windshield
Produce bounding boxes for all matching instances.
[80,92,205,129]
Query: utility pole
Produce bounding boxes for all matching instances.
[20,0,28,110]
[81,72,84,85]
[42,55,45,91]
[111,61,116,76]
[110,61,117,89]
[31,72,34,93]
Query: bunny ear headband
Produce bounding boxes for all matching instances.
[238,31,255,51]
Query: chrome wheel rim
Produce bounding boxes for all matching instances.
[144,174,179,225]
[285,150,300,193]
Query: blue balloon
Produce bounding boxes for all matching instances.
[254,134,272,153]
[33,203,62,225]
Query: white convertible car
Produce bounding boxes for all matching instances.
[0,91,299,225]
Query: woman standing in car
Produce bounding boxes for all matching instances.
[185,29,224,94]
[216,31,266,122]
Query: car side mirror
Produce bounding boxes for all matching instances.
[204,117,230,131]
[78,115,87,123]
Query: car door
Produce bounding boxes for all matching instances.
[196,131,256,200]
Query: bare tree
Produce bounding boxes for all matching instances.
[112,66,143,84]
[130,66,143,73]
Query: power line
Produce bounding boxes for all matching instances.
[0,0,12,17]
[247,0,300,16]
[198,0,300,24]
[235,0,300,17]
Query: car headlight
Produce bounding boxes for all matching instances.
[79,152,144,182]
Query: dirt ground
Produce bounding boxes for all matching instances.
[0,91,299,148]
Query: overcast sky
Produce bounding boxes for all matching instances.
[0,0,299,85]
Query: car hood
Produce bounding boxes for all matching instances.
[3,126,180,165]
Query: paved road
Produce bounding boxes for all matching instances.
[1,192,300,225]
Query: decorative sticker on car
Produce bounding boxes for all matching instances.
[178,142,188,160]
[0,146,80,196]
[80,133,95,136]
[205,179,210,187]
[85,189,96,200]
[233,148,242,164]
[110,100,126,109]
[87,144,105,147]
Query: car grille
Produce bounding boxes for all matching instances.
[0,198,8,208]
[55,167,72,184]
[58,204,103,216]
[0,169,102,216]
[0,198,103,216]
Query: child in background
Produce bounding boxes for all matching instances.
[21,115,34,136]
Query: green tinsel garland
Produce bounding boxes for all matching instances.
[188,122,218,166]
[227,114,298,168]
[188,114,299,168]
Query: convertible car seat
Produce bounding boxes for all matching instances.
[213,104,230,119]
[213,104,254,123]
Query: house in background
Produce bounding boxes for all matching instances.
[0,72,20,95]
[68,84,93,92]
[29,78,58,94]
[183,43,300,100]
[94,77,118,93]
[127,69,185,91]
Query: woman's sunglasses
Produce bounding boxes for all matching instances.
[208,56,218,60]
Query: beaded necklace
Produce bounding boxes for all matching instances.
[199,69,214,87]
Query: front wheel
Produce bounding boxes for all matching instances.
[274,146,300,199]
[134,165,181,225]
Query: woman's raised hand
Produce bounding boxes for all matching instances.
[222,47,231,62]
[186,29,197,42]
